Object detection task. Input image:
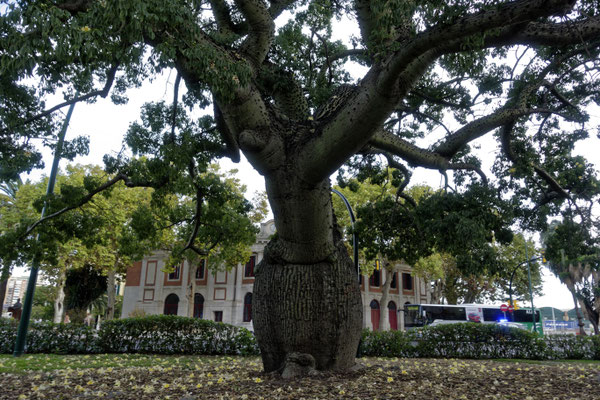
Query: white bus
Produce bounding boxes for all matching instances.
[404,303,543,335]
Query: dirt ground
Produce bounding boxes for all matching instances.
[1,357,599,399]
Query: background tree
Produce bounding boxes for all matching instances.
[30,285,55,322]
[64,263,107,323]
[2,0,600,373]
[0,177,22,313]
[413,234,543,304]
[544,219,600,334]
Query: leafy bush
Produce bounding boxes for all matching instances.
[0,315,258,356]
[360,323,599,360]
[0,318,99,354]
[97,315,259,356]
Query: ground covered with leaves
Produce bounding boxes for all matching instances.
[1,354,599,399]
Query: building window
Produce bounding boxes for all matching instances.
[244,255,256,278]
[390,272,398,289]
[163,294,179,315]
[243,292,252,322]
[402,273,414,291]
[369,269,381,287]
[195,260,206,280]
[214,311,223,322]
[168,264,180,280]
[193,293,204,319]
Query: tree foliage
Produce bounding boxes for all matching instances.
[2,0,600,371]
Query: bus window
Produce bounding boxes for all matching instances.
[404,305,421,327]
[513,309,540,323]
[422,306,466,323]
[483,308,506,322]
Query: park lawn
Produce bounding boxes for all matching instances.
[0,355,599,399]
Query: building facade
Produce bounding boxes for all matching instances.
[121,220,429,331]
[2,276,28,317]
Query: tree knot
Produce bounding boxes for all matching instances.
[281,352,318,379]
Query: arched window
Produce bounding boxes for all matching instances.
[243,292,253,322]
[193,293,204,319]
[164,293,179,315]
[370,299,380,331]
[388,301,398,331]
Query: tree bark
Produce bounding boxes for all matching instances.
[106,266,116,320]
[571,290,587,336]
[378,263,397,331]
[0,265,10,315]
[253,178,362,373]
[53,267,66,323]
[187,260,198,318]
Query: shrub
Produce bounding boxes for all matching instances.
[360,324,599,360]
[97,315,259,356]
[0,315,258,356]
[0,318,99,354]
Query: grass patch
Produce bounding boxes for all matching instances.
[0,354,239,373]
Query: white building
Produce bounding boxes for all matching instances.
[121,220,429,331]
[2,276,28,317]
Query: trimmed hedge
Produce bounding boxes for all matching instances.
[0,318,99,354]
[0,316,258,356]
[98,315,258,355]
[2,317,599,360]
[360,323,600,360]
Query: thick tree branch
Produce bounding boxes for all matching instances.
[499,121,569,199]
[268,0,297,19]
[434,108,549,158]
[513,16,600,46]
[354,0,376,46]
[171,72,182,143]
[235,0,275,67]
[378,0,576,93]
[209,0,245,36]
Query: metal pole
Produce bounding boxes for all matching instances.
[13,102,76,357]
[524,241,537,334]
[331,189,359,281]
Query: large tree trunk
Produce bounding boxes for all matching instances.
[570,289,587,336]
[187,260,198,318]
[53,267,66,323]
[253,177,362,374]
[106,266,117,320]
[378,263,396,331]
[0,265,10,315]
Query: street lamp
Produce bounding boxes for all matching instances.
[507,249,542,333]
[13,102,76,357]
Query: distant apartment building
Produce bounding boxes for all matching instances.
[2,276,28,317]
[122,220,430,331]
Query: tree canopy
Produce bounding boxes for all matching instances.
[2,0,600,373]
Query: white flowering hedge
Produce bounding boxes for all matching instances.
[0,316,258,355]
[0,318,99,354]
[3,317,599,359]
[97,315,258,355]
[360,323,600,360]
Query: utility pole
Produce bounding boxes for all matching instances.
[13,103,76,357]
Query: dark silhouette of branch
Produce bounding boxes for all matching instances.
[2,64,118,134]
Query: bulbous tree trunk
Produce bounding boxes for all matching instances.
[253,176,363,374]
